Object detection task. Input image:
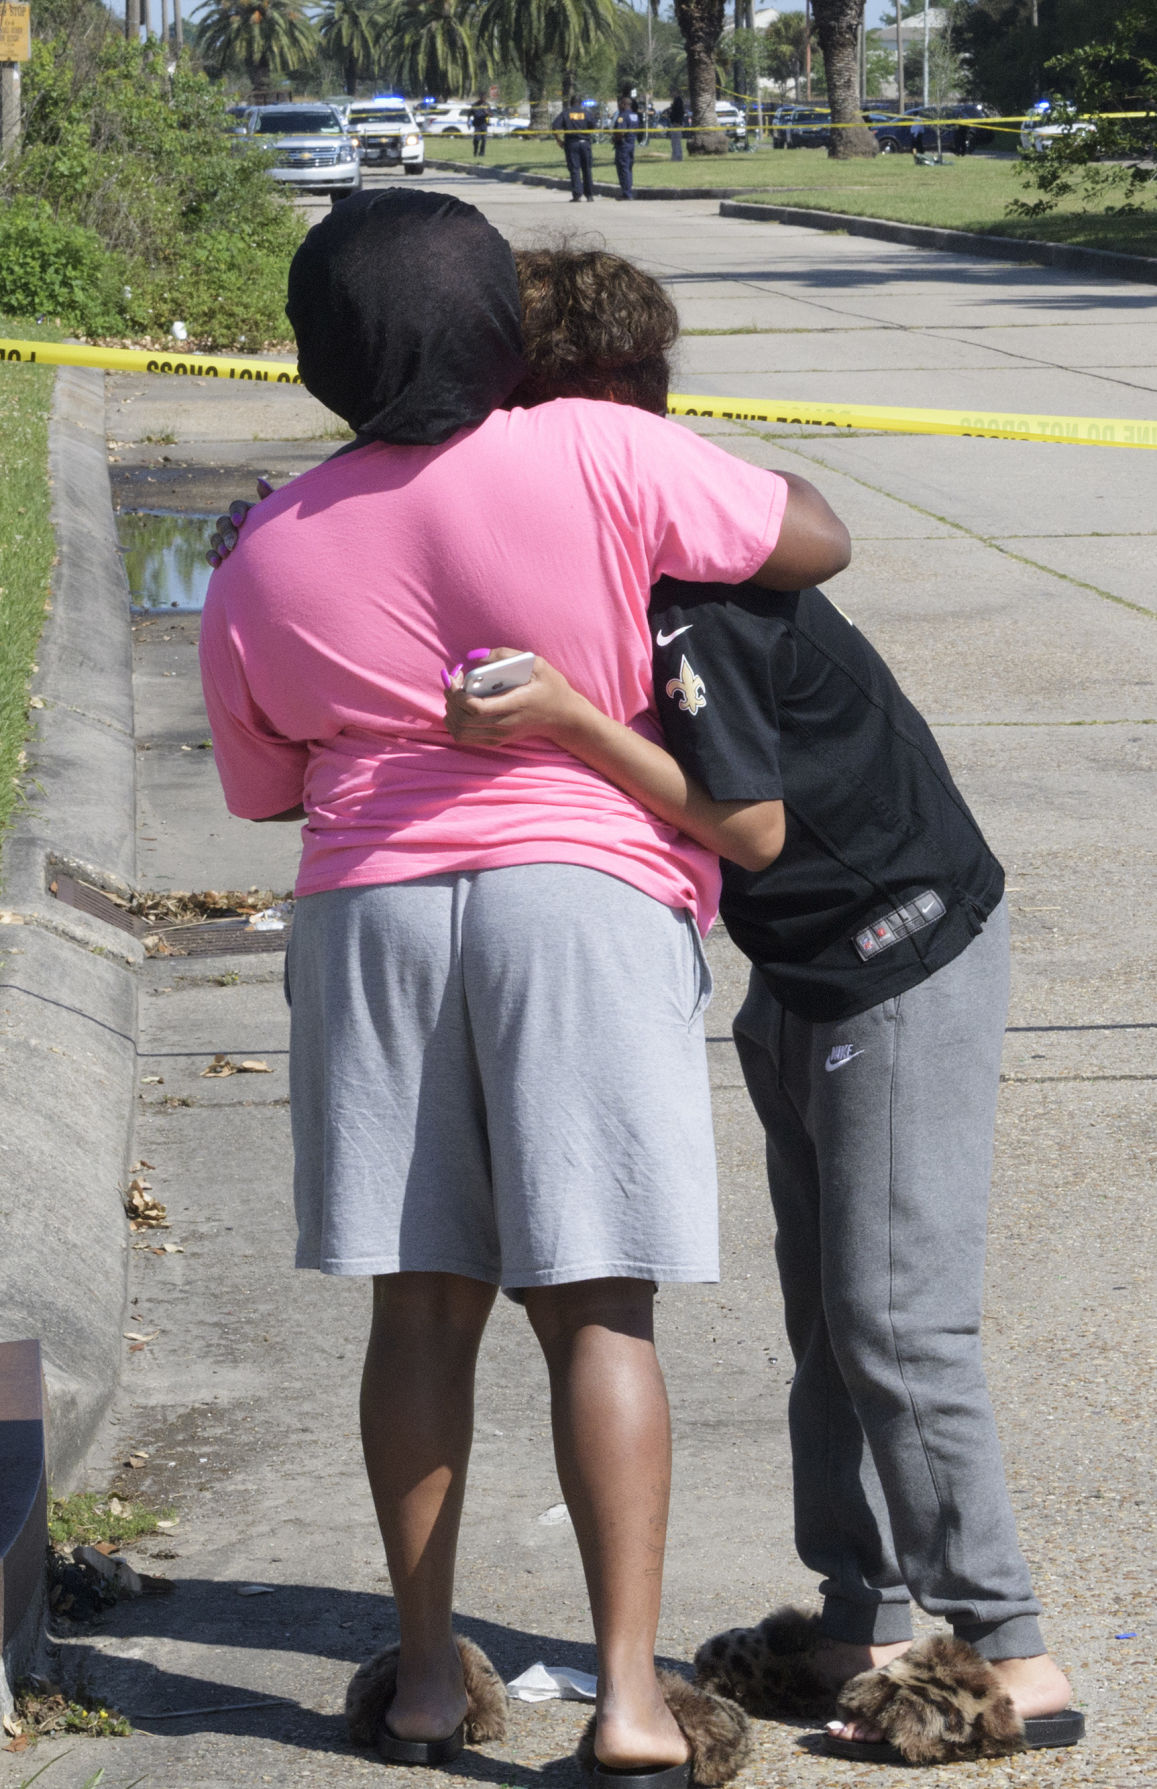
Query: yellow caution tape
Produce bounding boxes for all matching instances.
[4,340,1155,448]
[670,393,1157,448]
[0,338,301,382]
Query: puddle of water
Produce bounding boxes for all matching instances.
[118,509,215,612]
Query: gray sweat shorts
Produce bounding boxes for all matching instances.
[285,864,719,1288]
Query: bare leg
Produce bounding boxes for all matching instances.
[523,1278,689,1773]
[360,1270,497,1741]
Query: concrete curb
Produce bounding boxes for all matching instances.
[0,366,138,1492]
[719,199,1157,285]
[427,158,1157,284]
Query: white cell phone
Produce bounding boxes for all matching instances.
[463,652,536,698]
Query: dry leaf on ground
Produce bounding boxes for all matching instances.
[124,1176,168,1229]
[201,1053,237,1077]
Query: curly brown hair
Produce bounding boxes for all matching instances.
[508,247,677,417]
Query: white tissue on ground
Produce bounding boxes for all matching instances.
[506,1662,598,1702]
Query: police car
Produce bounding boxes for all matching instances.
[1019,98,1095,153]
[346,96,426,173]
[241,104,362,198]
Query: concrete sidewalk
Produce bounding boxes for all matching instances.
[3,172,1153,1787]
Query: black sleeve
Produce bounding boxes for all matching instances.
[649,594,786,803]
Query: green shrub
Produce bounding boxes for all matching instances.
[2,26,307,347]
[0,202,123,333]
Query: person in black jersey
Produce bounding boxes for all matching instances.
[444,248,1082,1770]
[552,92,596,201]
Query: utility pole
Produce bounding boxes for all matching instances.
[0,62,19,160]
[173,0,182,51]
[0,2,30,160]
[895,6,904,112]
[805,0,811,103]
[922,0,929,108]
[126,0,141,41]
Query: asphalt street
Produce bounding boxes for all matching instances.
[13,169,1155,1789]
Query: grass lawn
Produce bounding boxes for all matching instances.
[0,317,60,855]
[429,136,1157,260]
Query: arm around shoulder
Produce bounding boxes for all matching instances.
[750,472,851,592]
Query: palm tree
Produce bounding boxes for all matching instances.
[811,0,877,157]
[319,0,386,97]
[475,0,620,136]
[194,0,318,96]
[672,0,726,154]
[385,0,479,99]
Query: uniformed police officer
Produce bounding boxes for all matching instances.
[552,92,596,202]
[612,91,642,199]
[469,96,489,158]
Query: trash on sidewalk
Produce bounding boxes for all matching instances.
[200,1054,274,1077]
[247,901,293,931]
[506,1662,597,1702]
[73,1544,173,1598]
[237,1583,277,1596]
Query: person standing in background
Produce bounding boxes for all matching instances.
[552,92,596,201]
[612,91,641,199]
[469,95,489,158]
[668,88,685,160]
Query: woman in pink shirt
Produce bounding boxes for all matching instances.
[201,189,849,1783]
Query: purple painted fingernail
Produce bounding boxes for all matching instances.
[450,663,463,680]
[439,666,454,691]
[206,552,221,568]
[466,647,491,662]
[256,478,273,497]
[230,508,246,526]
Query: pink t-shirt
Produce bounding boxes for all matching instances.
[199,399,787,930]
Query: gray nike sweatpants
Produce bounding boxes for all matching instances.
[733,899,1046,1660]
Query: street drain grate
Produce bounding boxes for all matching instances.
[51,872,292,956]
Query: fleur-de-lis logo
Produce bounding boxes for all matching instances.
[666,654,706,716]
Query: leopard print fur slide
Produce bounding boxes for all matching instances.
[693,1606,838,1718]
[576,1671,753,1787]
[345,1633,508,1757]
[826,1636,1085,1765]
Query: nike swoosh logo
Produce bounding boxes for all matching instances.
[656,624,693,647]
[824,1048,864,1072]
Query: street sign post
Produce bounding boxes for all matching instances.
[0,3,30,59]
[0,1,30,159]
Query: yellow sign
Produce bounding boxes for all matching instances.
[0,3,31,60]
[3,339,1157,450]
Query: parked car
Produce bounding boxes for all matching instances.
[419,102,476,137]
[870,111,916,154]
[240,104,361,199]
[1020,100,1095,154]
[910,104,997,155]
[714,99,748,146]
[781,106,831,148]
[346,96,425,172]
[487,107,525,138]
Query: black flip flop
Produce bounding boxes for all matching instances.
[377,1718,466,1766]
[824,1706,1085,1765]
[592,1765,692,1788]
